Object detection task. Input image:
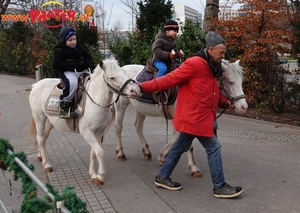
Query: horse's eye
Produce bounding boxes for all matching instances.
[229,81,234,85]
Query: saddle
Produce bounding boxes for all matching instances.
[137,58,178,105]
[44,73,90,132]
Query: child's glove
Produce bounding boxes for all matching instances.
[169,49,176,58]
[177,49,184,57]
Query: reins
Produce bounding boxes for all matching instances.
[76,69,135,108]
[157,91,170,144]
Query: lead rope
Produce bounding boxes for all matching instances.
[217,105,229,118]
[158,91,169,144]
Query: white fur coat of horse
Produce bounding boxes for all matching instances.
[29,57,141,185]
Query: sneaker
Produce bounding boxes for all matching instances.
[154,175,182,191]
[213,182,243,198]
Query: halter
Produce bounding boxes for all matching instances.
[217,79,246,118]
[84,75,136,108]
[219,79,246,104]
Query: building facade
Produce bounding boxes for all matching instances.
[172,4,202,33]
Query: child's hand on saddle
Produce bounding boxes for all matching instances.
[169,49,176,58]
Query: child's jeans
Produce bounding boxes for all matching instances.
[154,60,167,77]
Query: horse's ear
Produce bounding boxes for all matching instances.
[99,59,104,69]
[234,60,240,65]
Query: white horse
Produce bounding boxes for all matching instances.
[113,59,248,177]
[28,57,141,185]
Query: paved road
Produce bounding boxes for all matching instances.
[1,74,300,213]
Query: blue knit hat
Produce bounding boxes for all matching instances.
[64,29,76,41]
[59,26,76,43]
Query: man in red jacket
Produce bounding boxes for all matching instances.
[139,31,243,198]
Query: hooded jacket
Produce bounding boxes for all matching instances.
[152,30,177,64]
[140,48,228,137]
[52,26,92,73]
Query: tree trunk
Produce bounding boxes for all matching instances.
[203,0,219,33]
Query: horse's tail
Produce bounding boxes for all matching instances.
[28,116,36,136]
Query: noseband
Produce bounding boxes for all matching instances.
[85,75,136,108]
[217,79,246,118]
[219,79,246,104]
[103,75,136,96]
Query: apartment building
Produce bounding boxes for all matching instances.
[172,4,203,33]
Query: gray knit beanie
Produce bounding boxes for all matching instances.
[205,31,225,48]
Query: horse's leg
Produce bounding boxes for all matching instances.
[83,130,105,185]
[89,148,98,182]
[158,129,202,177]
[114,97,130,160]
[35,117,54,172]
[157,128,178,164]
[186,146,202,177]
[134,112,151,159]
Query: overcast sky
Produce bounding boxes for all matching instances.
[100,0,239,30]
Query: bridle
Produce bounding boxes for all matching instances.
[84,75,136,108]
[217,79,246,118]
[219,79,246,104]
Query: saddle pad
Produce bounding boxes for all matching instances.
[136,67,156,104]
[44,85,61,116]
[44,85,80,133]
[135,67,178,105]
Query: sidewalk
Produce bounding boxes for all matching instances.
[1,74,300,213]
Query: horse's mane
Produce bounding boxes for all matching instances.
[222,59,244,81]
[91,56,120,80]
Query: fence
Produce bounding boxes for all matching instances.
[0,148,71,213]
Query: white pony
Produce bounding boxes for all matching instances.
[28,57,141,185]
[113,59,248,177]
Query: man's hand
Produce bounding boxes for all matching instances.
[224,100,235,109]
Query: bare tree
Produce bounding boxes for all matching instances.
[120,0,138,32]
[112,19,124,32]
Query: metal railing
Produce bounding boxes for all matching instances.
[2,149,71,213]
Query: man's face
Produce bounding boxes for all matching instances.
[208,44,226,63]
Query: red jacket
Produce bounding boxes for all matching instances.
[140,55,228,137]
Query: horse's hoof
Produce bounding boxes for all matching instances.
[192,171,202,178]
[118,155,127,161]
[45,167,53,172]
[37,156,42,162]
[144,153,152,160]
[158,160,164,166]
[92,178,104,186]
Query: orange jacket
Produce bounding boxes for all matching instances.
[140,55,228,137]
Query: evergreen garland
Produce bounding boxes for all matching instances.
[0,138,89,213]
[46,184,89,213]
[0,138,14,170]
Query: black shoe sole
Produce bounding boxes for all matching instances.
[214,188,244,198]
[154,181,182,191]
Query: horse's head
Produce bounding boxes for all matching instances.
[98,56,141,98]
[221,59,248,114]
